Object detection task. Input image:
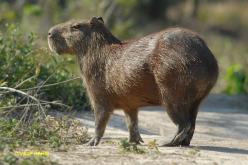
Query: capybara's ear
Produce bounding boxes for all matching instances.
[90,16,104,26]
[97,17,104,24]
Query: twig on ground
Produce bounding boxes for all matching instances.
[0,86,46,117]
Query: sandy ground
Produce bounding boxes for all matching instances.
[52,94,248,165]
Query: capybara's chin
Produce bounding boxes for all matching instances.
[47,36,71,55]
[48,16,218,147]
[47,38,60,54]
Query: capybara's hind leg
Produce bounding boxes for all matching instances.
[161,100,201,147]
[160,103,193,147]
[124,109,144,144]
[88,106,112,146]
[181,100,201,146]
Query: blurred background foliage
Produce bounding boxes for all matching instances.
[0,0,247,112]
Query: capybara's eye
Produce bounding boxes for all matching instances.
[71,24,81,30]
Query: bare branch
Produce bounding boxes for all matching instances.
[14,75,36,89]
[0,87,41,103]
[0,86,46,117]
[21,77,81,91]
[0,101,70,110]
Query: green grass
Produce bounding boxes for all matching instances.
[118,138,146,154]
[118,139,162,154]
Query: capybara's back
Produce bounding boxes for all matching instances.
[48,17,218,147]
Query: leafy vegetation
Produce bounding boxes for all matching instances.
[0,24,90,112]
[224,64,247,94]
[0,23,90,165]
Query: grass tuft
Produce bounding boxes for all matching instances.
[118,138,146,154]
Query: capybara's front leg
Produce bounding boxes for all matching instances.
[124,109,144,144]
[88,106,112,146]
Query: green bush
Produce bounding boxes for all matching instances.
[224,64,247,94]
[0,24,90,112]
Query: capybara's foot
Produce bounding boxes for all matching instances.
[160,124,192,147]
[87,136,101,146]
[161,139,190,147]
[159,139,183,147]
[129,133,144,144]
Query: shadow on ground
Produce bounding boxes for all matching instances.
[198,145,248,155]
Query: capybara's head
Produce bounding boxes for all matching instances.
[48,17,115,55]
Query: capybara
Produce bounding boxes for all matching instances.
[48,17,218,146]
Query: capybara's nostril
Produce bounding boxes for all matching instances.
[48,29,55,38]
[48,30,53,37]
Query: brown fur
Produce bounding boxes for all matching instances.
[48,17,219,146]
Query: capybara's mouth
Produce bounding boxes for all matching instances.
[47,37,65,55]
[48,37,59,54]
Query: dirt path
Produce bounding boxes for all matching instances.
[53,94,248,165]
